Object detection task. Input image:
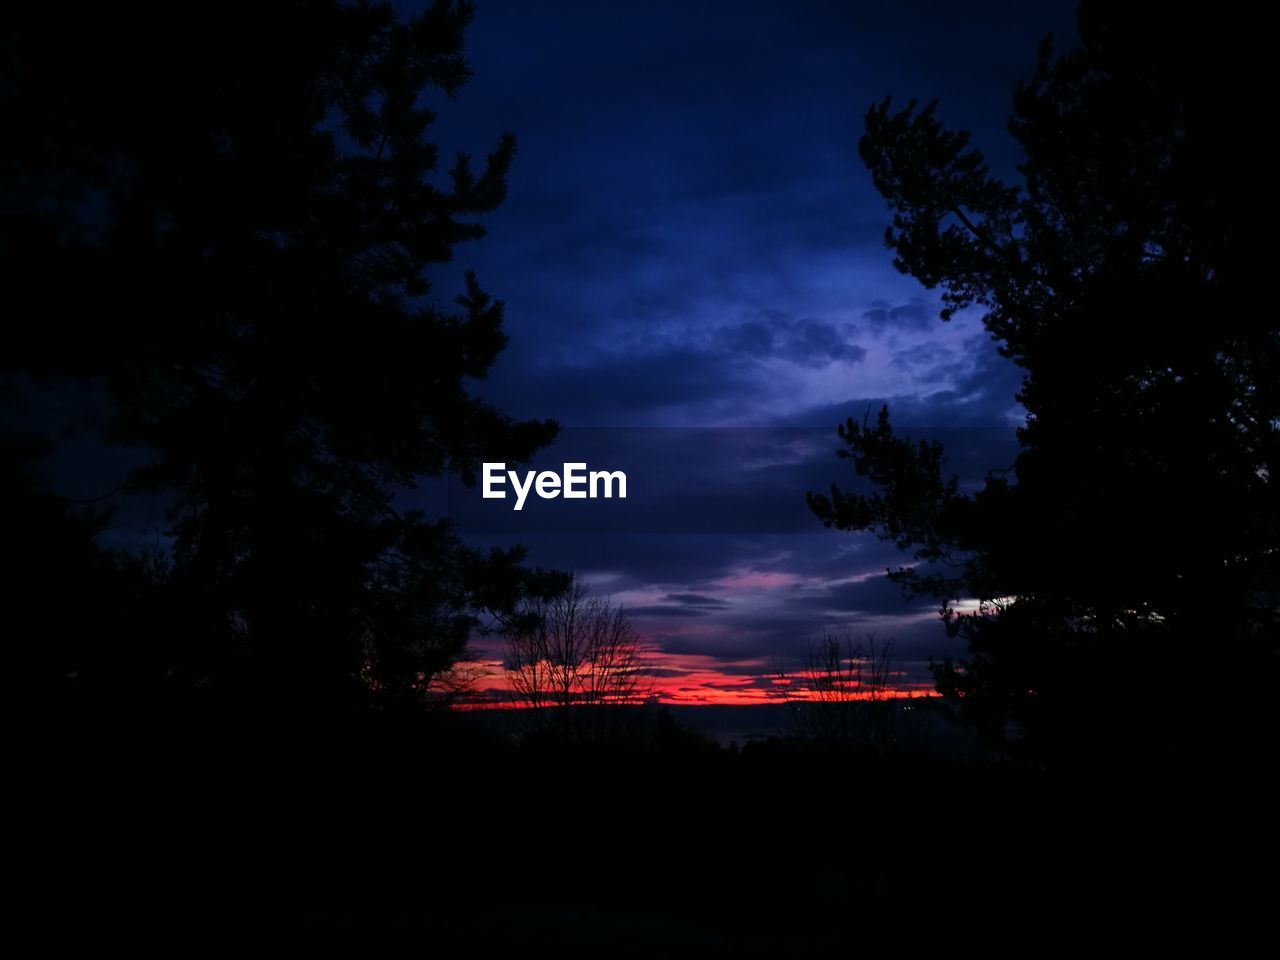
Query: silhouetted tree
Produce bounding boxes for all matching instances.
[774,631,895,747]
[505,575,651,741]
[809,1,1279,758]
[2,1,564,705]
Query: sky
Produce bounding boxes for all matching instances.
[410,0,1082,703]
[29,0,1082,705]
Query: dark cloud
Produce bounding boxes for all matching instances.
[717,321,775,355]
[664,593,730,608]
[888,340,954,375]
[863,299,934,330]
[31,0,1082,703]
[643,612,956,666]
[630,604,718,619]
[628,590,732,619]
[427,0,1076,693]
[951,334,1027,417]
[717,310,866,368]
[477,347,759,425]
[787,575,939,618]
[460,532,761,588]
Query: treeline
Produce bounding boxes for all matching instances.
[3,2,567,717]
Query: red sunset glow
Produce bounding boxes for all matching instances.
[459,641,938,707]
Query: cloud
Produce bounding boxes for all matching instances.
[477,346,760,425]
[787,574,938,618]
[862,298,934,330]
[664,592,730,607]
[717,309,867,368]
[434,0,1078,699]
[630,604,720,618]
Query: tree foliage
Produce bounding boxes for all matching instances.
[809,1,1279,755]
[2,1,564,704]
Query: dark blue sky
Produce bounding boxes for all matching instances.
[43,1,1081,702]
[417,0,1080,701]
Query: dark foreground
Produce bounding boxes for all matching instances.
[10,695,1274,957]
